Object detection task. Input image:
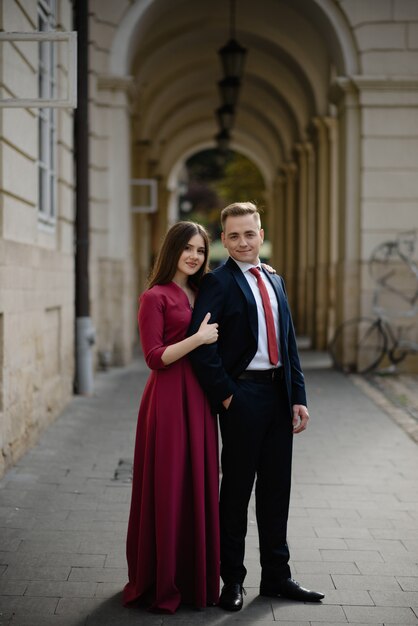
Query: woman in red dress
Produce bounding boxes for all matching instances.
[123,222,220,613]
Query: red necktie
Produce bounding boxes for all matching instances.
[249,267,279,366]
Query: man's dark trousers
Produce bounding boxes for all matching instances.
[219,374,293,587]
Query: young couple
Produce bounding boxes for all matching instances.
[123,202,324,614]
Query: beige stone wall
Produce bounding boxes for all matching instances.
[0,0,138,476]
[336,1,418,357]
[0,0,75,476]
[89,1,137,369]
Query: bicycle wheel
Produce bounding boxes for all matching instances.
[329,317,387,374]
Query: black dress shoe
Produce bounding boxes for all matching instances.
[260,578,324,602]
[219,582,245,611]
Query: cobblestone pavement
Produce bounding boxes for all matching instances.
[0,354,418,625]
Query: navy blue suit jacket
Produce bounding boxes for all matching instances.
[189,257,307,414]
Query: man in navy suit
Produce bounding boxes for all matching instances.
[189,202,324,611]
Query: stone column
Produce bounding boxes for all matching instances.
[96,74,135,365]
[311,117,331,350]
[270,173,286,274]
[330,78,361,329]
[294,143,309,335]
[131,139,153,294]
[281,162,298,311]
[325,116,339,344]
[305,142,316,342]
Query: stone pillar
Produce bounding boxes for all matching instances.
[294,143,309,335]
[305,142,316,342]
[96,74,136,365]
[270,173,286,274]
[281,162,298,311]
[325,116,339,344]
[311,117,331,350]
[131,139,153,294]
[330,78,361,329]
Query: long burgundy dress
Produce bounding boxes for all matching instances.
[123,282,220,613]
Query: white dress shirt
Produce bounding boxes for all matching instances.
[234,259,281,369]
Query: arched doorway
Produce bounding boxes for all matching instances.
[107,0,360,349]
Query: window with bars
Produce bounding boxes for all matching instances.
[38,0,57,225]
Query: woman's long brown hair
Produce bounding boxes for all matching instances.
[147,221,210,290]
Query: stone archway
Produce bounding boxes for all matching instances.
[106,0,361,348]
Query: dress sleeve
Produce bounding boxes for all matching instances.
[138,289,168,370]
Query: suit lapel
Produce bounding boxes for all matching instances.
[226,257,258,342]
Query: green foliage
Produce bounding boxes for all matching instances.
[180,149,266,238]
[214,152,265,206]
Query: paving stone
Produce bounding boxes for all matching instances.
[315,526,374,539]
[68,510,128,522]
[0,595,59,616]
[104,554,127,568]
[95,582,124,597]
[286,548,322,561]
[345,538,409,555]
[0,539,21,552]
[343,605,418,623]
[87,607,170,625]
[2,617,87,626]
[291,573,335,592]
[288,523,321,535]
[55,597,106,615]
[68,567,127,583]
[24,581,98,597]
[320,589,373,605]
[398,577,418,591]
[322,549,385,563]
[87,617,162,626]
[356,561,418,576]
[32,518,93,532]
[0,579,27,595]
[36,553,106,568]
[1,565,71,581]
[77,538,125,554]
[310,621,382,626]
[332,574,402,590]
[0,552,40,567]
[288,537,348,550]
[17,538,82,554]
[306,507,361,519]
[293,561,360,575]
[270,602,346,622]
[369,590,418,606]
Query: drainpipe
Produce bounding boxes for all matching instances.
[74,0,95,394]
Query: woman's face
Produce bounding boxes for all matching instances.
[176,233,206,279]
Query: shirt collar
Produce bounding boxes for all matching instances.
[232,258,261,273]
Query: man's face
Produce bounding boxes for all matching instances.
[221,214,264,265]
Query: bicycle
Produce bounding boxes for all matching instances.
[329,231,418,374]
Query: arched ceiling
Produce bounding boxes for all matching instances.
[110,0,359,185]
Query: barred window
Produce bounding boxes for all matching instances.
[38,0,57,225]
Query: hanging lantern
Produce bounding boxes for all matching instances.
[218,76,241,107]
[218,38,247,80]
[216,104,235,131]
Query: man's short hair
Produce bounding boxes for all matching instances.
[221,202,261,230]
